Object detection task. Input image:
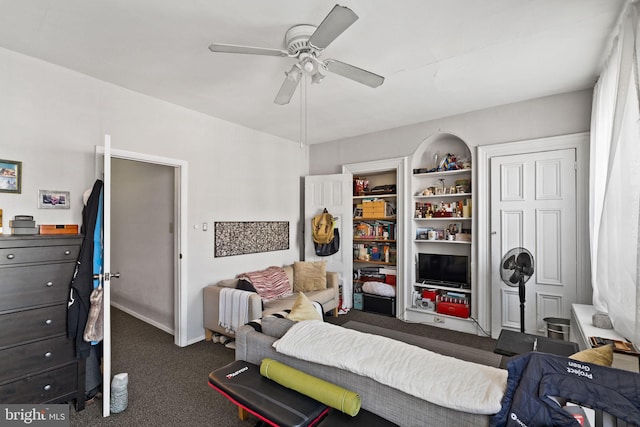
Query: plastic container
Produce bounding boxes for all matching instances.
[544,317,571,341]
[110,372,129,414]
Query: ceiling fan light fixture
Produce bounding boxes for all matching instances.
[303,59,315,74]
[285,64,302,82]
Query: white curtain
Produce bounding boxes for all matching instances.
[589,2,640,347]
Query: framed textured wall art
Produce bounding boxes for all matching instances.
[214,221,289,257]
[0,159,22,194]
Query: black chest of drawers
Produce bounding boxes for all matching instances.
[0,235,86,410]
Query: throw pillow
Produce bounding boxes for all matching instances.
[236,278,257,293]
[237,266,292,301]
[287,292,323,322]
[569,344,614,367]
[293,261,327,292]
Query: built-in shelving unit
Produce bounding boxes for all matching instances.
[403,134,477,334]
[351,170,398,316]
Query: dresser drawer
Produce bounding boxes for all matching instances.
[0,306,67,348]
[0,363,78,404]
[0,335,75,384]
[0,245,80,266]
[0,263,74,311]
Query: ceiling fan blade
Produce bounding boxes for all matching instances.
[308,5,358,50]
[209,43,289,57]
[274,64,302,105]
[325,60,384,88]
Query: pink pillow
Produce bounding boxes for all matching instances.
[238,266,292,301]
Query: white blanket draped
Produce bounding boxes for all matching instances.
[218,288,251,334]
[273,321,507,414]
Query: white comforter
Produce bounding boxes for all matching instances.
[273,321,507,414]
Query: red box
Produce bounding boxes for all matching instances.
[436,302,470,318]
[384,275,396,286]
[422,289,438,301]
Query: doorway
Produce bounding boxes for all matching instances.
[111,158,175,333]
[97,145,188,347]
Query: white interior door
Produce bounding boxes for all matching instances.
[304,173,352,309]
[93,135,117,416]
[101,135,113,417]
[490,148,577,337]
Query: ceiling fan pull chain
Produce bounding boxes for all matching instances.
[300,73,308,147]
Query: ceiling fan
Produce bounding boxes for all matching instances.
[500,247,535,333]
[208,4,385,105]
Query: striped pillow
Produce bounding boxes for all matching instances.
[238,266,292,301]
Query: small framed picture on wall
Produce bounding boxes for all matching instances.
[0,159,22,194]
[38,190,71,209]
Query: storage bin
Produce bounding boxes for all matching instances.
[544,317,571,341]
[362,201,387,218]
[362,293,396,317]
[353,292,364,310]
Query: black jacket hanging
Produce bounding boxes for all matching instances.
[67,179,103,359]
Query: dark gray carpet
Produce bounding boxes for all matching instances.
[70,308,498,426]
[70,308,246,427]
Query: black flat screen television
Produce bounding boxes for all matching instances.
[417,253,469,288]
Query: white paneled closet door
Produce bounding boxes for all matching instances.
[490,148,577,337]
[304,173,352,309]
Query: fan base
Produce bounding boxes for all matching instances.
[285,24,317,56]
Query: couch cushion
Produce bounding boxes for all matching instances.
[293,261,327,292]
[238,266,292,301]
[283,265,294,287]
[262,316,296,339]
[287,292,323,322]
[217,278,239,288]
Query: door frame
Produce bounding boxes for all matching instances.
[342,157,408,315]
[96,146,189,347]
[476,132,590,335]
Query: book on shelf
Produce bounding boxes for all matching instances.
[589,337,639,355]
[379,266,397,275]
[9,219,36,228]
[11,227,39,235]
[354,221,396,240]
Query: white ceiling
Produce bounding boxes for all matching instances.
[0,0,626,144]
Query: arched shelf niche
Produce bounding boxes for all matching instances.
[403,132,478,334]
[411,132,471,175]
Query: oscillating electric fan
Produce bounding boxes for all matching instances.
[500,247,535,333]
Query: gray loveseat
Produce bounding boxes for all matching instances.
[203,263,339,340]
[235,317,505,427]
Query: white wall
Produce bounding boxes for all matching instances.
[308,89,593,174]
[0,47,307,344]
[111,158,175,332]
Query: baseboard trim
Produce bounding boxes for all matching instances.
[110,302,174,335]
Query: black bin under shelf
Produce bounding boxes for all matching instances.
[362,293,396,317]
